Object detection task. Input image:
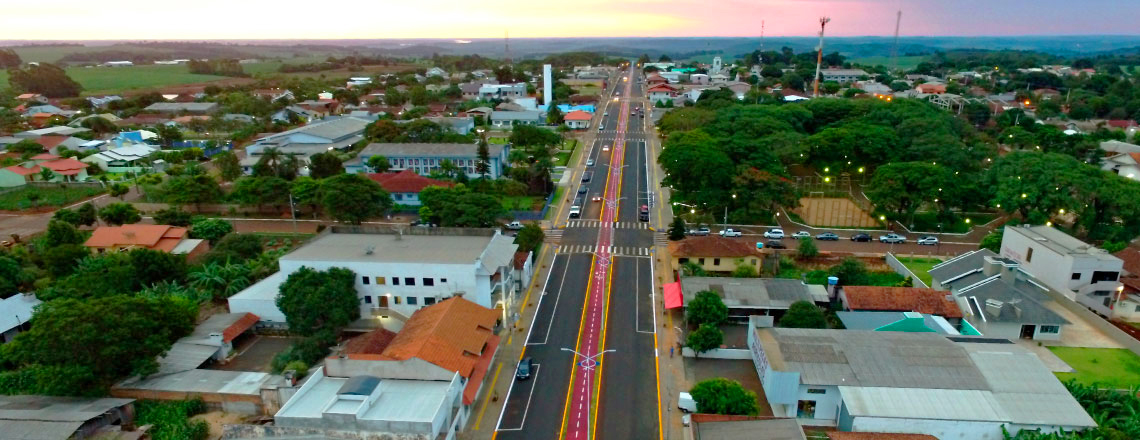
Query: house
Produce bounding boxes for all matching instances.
[366,170,454,206]
[489,110,543,128]
[999,225,1123,311]
[820,69,868,83]
[271,105,322,124]
[749,328,1096,436]
[840,286,964,325]
[477,83,527,100]
[1101,152,1140,181]
[143,102,219,114]
[84,224,209,258]
[929,251,1070,341]
[836,311,962,334]
[465,106,493,121]
[82,144,158,172]
[854,81,892,95]
[677,276,825,323]
[347,142,510,179]
[459,82,485,100]
[222,113,256,123]
[0,294,40,343]
[296,99,342,117]
[1109,247,1140,321]
[0,154,90,187]
[252,88,294,102]
[688,415,806,440]
[15,93,47,103]
[915,83,947,94]
[15,126,90,138]
[1100,140,1140,155]
[668,236,763,274]
[0,395,137,440]
[648,83,680,105]
[243,117,371,175]
[564,110,593,129]
[69,113,121,127]
[426,67,447,77]
[228,227,518,330]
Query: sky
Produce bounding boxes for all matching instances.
[2,0,1138,40]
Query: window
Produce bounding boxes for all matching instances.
[405,277,416,286]
[1026,247,1034,263]
[423,278,435,286]
[751,259,757,265]
[806,389,826,395]
[440,278,447,283]
[407,296,418,305]
[679,258,689,264]
[393,277,400,286]
[698,258,706,265]
[394,296,402,305]
[375,277,386,285]
[713,258,721,266]
[1040,325,1060,334]
[1135,305,1140,313]
[394,193,403,201]
[425,297,437,305]
[1071,273,1081,280]
[364,296,372,304]
[1091,271,1119,283]
[362,276,370,285]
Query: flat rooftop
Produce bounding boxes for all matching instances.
[1006,225,1121,262]
[680,277,821,309]
[282,229,506,265]
[115,369,281,396]
[276,370,452,424]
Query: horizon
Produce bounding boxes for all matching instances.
[6,34,1140,43]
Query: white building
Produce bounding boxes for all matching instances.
[0,294,39,344]
[820,69,869,84]
[1000,225,1123,312]
[749,327,1096,437]
[228,228,518,331]
[477,83,526,100]
[1101,152,1140,181]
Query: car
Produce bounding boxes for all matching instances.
[763,228,784,239]
[765,240,787,249]
[678,392,697,413]
[687,227,711,236]
[719,229,742,237]
[505,221,524,230]
[592,196,603,202]
[851,233,872,242]
[516,357,533,381]
[815,232,839,241]
[639,205,650,222]
[879,233,907,244]
[631,110,637,115]
[602,145,610,152]
[917,236,939,246]
[603,112,608,117]
[581,171,593,182]
[569,205,582,218]
[598,125,605,131]
[577,186,588,194]
[586,158,595,166]
[791,231,811,240]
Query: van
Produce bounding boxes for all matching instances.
[581,171,593,182]
[639,205,649,222]
[569,205,582,218]
[678,392,697,413]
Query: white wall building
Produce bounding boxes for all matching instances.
[1000,225,1122,312]
[1101,152,1140,181]
[228,228,518,330]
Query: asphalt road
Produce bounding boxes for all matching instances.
[497,67,660,440]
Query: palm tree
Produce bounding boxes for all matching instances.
[259,147,284,177]
[189,262,251,299]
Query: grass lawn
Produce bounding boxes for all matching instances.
[489,137,509,144]
[1049,347,1140,389]
[502,195,541,212]
[851,55,928,71]
[553,151,572,167]
[0,186,105,211]
[896,257,942,286]
[545,187,564,220]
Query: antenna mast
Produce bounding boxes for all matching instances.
[759,20,765,65]
[504,30,511,66]
[890,10,902,73]
[812,17,831,98]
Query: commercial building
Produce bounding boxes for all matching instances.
[489,110,543,128]
[749,328,1096,437]
[228,227,518,330]
[142,102,219,114]
[820,69,869,83]
[677,276,825,323]
[999,225,1123,313]
[477,83,526,100]
[347,142,510,180]
[242,117,371,175]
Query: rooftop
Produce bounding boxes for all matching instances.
[827,433,938,440]
[1114,247,1140,275]
[842,286,964,318]
[360,142,506,158]
[836,311,960,334]
[84,224,187,252]
[680,277,821,309]
[0,395,134,440]
[143,102,218,112]
[258,116,371,143]
[691,416,805,440]
[366,170,454,193]
[1005,225,1121,262]
[275,368,454,425]
[115,369,282,396]
[0,294,40,333]
[928,249,997,284]
[489,110,542,121]
[668,236,762,259]
[281,229,516,272]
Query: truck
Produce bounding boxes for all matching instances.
[687,227,710,236]
[719,228,743,237]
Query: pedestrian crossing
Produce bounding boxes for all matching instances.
[557,244,654,257]
[565,220,651,230]
[544,228,564,244]
[653,233,670,247]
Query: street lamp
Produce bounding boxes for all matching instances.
[561,348,617,440]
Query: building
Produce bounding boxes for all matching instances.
[228,227,517,330]
[689,415,806,440]
[668,236,763,275]
[840,286,963,325]
[820,69,869,83]
[827,433,937,440]
[365,170,454,206]
[0,294,40,343]
[82,144,158,173]
[142,102,219,114]
[0,395,137,440]
[678,276,825,323]
[15,126,90,138]
[477,83,526,100]
[749,328,1096,437]
[836,311,962,334]
[424,116,475,135]
[83,224,209,258]
[929,251,1070,341]
[1101,152,1140,181]
[1109,247,1140,321]
[564,110,593,129]
[0,154,90,187]
[999,225,1123,311]
[648,83,680,104]
[916,83,948,94]
[154,312,260,374]
[243,117,371,175]
[489,110,543,128]
[348,142,510,180]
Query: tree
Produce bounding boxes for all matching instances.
[7,63,82,98]
[7,139,44,156]
[979,228,1003,252]
[163,174,222,211]
[681,261,707,277]
[276,266,360,336]
[689,378,760,416]
[3,296,196,392]
[308,152,344,179]
[44,220,85,248]
[188,262,251,299]
[687,290,728,326]
[230,176,291,212]
[668,217,687,241]
[731,264,758,278]
[154,124,183,147]
[43,244,90,278]
[546,105,564,125]
[290,176,323,213]
[964,101,992,126]
[51,208,82,227]
[866,162,946,224]
[128,248,188,287]
[779,300,828,329]
[152,207,193,227]
[38,167,55,182]
[514,224,544,254]
[80,116,117,135]
[109,183,129,200]
[76,202,97,226]
[367,155,391,173]
[212,151,243,182]
[189,218,234,244]
[98,203,141,225]
[0,48,21,69]
[658,130,735,207]
[203,233,262,264]
[320,174,391,224]
[0,255,29,298]
[686,324,724,357]
[829,257,869,285]
[797,236,819,259]
[476,137,491,179]
[418,186,507,227]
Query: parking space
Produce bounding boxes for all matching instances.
[496,363,543,431]
[682,358,772,416]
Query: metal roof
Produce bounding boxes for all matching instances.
[839,387,1008,422]
[155,341,219,375]
[0,294,40,334]
[680,277,815,309]
[928,249,996,284]
[283,230,506,265]
[0,420,85,440]
[490,110,542,121]
[115,369,280,396]
[956,275,1069,325]
[359,142,505,158]
[0,395,134,440]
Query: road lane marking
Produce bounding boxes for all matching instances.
[530,255,572,346]
[493,363,542,432]
[473,362,504,430]
[494,247,555,435]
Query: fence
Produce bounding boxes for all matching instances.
[510,190,558,221]
[884,252,930,288]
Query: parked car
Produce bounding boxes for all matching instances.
[678,392,697,413]
[917,236,939,246]
[578,186,588,194]
[851,233,872,242]
[879,233,907,244]
[506,221,524,230]
[411,220,435,228]
[791,231,811,239]
[581,171,593,182]
[569,205,581,218]
[765,240,787,249]
[816,232,839,241]
[763,228,784,239]
[719,229,742,237]
[598,125,605,131]
[688,227,711,236]
[516,357,533,381]
[586,158,595,166]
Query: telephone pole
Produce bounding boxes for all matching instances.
[812,17,831,98]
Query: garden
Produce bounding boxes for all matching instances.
[896,256,942,286]
[1048,347,1140,389]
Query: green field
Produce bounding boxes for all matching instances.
[896,257,942,286]
[0,185,105,211]
[502,196,541,212]
[0,64,227,95]
[851,55,927,70]
[1049,347,1140,389]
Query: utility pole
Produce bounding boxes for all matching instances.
[758,20,765,65]
[812,17,831,98]
[504,30,512,66]
[890,10,902,73]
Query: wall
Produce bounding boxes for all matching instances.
[680,347,752,359]
[1041,287,1140,355]
[885,253,930,288]
[1000,229,1073,300]
[324,357,455,382]
[672,256,760,274]
[796,384,841,421]
[851,416,1005,440]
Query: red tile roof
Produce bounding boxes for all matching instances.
[222,313,259,343]
[647,83,678,93]
[343,328,399,355]
[827,433,938,440]
[843,286,963,318]
[31,151,62,161]
[42,158,87,175]
[668,236,763,259]
[564,110,592,121]
[373,297,498,379]
[1109,119,1138,128]
[2,164,40,176]
[1114,248,1140,276]
[366,170,454,193]
[84,224,188,252]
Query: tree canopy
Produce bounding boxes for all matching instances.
[320,173,392,224]
[686,290,728,326]
[689,378,760,416]
[276,266,360,336]
[7,63,82,98]
[778,300,828,329]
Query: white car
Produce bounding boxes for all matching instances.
[602,145,610,152]
[879,233,907,244]
[763,228,785,239]
[506,221,524,230]
[917,236,939,246]
[791,231,811,240]
[719,229,742,237]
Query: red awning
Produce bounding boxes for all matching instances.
[664,282,683,309]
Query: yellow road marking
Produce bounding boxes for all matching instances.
[558,253,598,440]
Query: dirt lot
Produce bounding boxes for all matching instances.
[683,358,772,416]
[192,411,247,440]
[211,336,300,372]
[794,197,878,228]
